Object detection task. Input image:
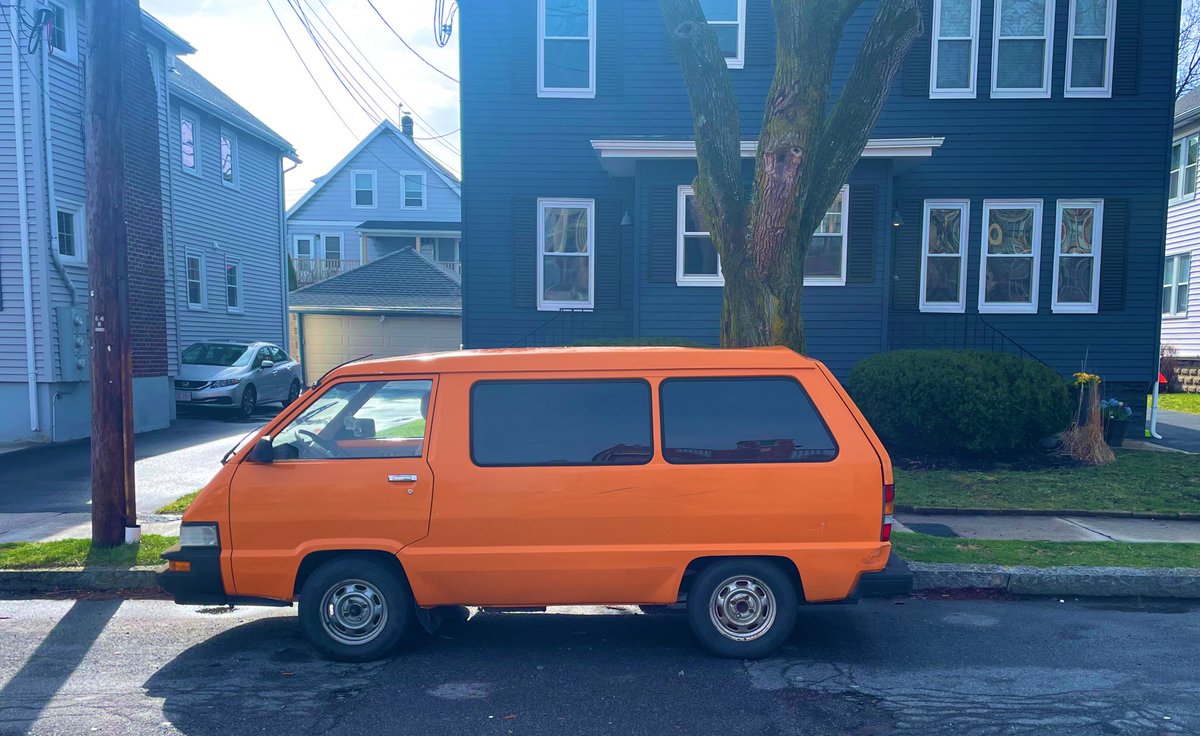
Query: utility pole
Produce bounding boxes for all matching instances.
[87,0,137,547]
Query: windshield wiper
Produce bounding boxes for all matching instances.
[222,425,264,465]
[312,354,373,388]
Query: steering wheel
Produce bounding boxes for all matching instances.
[297,429,344,459]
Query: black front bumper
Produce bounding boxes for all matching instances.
[856,554,914,599]
[158,545,230,605]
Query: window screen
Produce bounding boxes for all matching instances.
[661,377,837,463]
[471,380,652,466]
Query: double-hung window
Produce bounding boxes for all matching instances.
[48,1,77,63]
[56,207,85,263]
[1065,0,1117,97]
[185,252,206,309]
[352,170,376,208]
[979,200,1043,313]
[537,198,594,310]
[402,173,426,209]
[920,200,970,312]
[991,0,1054,98]
[676,186,722,286]
[180,111,200,175]
[700,0,747,69]
[805,186,849,286]
[322,234,343,261]
[538,0,595,98]
[930,0,980,98]
[1051,200,1103,313]
[1164,253,1192,318]
[225,258,243,313]
[219,128,237,187]
[1170,134,1200,204]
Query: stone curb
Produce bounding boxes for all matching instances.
[895,505,1200,521]
[0,567,162,594]
[910,562,1200,598]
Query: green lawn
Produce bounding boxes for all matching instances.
[156,491,201,515]
[893,532,1200,568]
[1153,393,1200,415]
[376,418,426,439]
[894,449,1200,515]
[0,534,176,570]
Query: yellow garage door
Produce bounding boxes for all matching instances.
[300,313,462,383]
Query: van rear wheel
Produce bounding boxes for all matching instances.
[298,556,413,662]
[686,559,798,659]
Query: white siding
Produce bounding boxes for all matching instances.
[1165,123,1200,358]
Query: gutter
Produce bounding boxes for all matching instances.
[10,6,39,433]
[40,30,77,306]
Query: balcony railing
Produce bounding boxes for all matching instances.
[435,260,462,274]
[291,258,362,288]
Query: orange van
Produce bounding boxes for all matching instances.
[160,347,908,661]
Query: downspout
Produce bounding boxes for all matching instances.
[11,5,40,433]
[40,21,77,306]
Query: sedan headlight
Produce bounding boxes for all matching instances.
[209,379,241,388]
[179,523,219,548]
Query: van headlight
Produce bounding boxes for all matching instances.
[179,523,219,548]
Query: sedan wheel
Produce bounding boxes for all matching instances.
[237,384,257,419]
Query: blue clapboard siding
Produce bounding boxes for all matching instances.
[460,0,1177,384]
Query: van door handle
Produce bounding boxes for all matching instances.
[388,474,418,483]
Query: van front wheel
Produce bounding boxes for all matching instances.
[298,556,413,662]
[687,559,798,659]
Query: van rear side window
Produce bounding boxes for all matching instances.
[471,380,653,466]
[660,377,838,463]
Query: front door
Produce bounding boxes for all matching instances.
[229,376,437,601]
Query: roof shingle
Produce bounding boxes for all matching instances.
[289,248,461,314]
[170,59,297,158]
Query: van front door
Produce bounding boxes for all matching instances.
[229,376,437,601]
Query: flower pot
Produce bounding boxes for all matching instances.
[1104,420,1127,447]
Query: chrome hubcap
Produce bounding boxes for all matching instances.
[709,575,777,642]
[320,579,388,646]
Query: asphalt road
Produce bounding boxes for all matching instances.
[0,597,1195,736]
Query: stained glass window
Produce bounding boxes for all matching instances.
[921,201,969,310]
[1053,201,1102,311]
[981,202,1041,311]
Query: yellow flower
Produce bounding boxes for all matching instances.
[1073,372,1100,387]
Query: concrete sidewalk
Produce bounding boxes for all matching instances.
[0,513,180,544]
[896,513,1200,543]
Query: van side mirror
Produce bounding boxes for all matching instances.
[248,436,275,463]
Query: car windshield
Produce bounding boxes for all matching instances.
[182,343,253,367]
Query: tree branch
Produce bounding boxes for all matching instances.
[802,0,924,240]
[660,0,745,250]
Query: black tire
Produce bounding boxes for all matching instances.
[237,384,257,419]
[285,379,302,406]
[298,556,413,662]
[686,558,798,659]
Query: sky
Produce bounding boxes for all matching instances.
[141,0,461,208]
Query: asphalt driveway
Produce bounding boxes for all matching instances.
[1154,409,1200,453]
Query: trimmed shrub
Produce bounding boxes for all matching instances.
[848,349,1072,455]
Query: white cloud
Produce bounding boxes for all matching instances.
[142,0,461,207]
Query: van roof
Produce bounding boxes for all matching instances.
[330,346,820,378]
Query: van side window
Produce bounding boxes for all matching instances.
[271,380,432,460]
[471,380,652,466]
[660,377,838,463]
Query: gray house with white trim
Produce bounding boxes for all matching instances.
[0,3,296,445]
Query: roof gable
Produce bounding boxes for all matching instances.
[169,60,297,159]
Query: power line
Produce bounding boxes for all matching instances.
[415,127,460,141]
[366,0,459,84]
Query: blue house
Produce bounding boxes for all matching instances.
[459,0,1177,431]
[0,5,296,445]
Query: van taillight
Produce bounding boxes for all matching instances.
[882,483,895,542]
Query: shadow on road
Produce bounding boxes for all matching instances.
[144,608,888,736]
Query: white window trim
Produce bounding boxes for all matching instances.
[1050,199,1103,314]
[990,0,1055,99]
[292,234,315,259]
[919,199,971,313]
[537,0,597,98]
[708,0,747,70]
[219,127,238,189]
[1163,252,1192,318]
[47,0,78,65]
[930,0,981,99]
[350,169,377,209]
[537,197,595,311]
[319,232,345,261]
[224,257,244,314]
[676,185,724,287]
[805,185,850,287]
[978,199,1044,314]
[400,171,427,210]
[185,251,206,310]
[1170,134,1199,205]
[1064,0,1117,98]
[54,203,85,265]
[179,108,201,177]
